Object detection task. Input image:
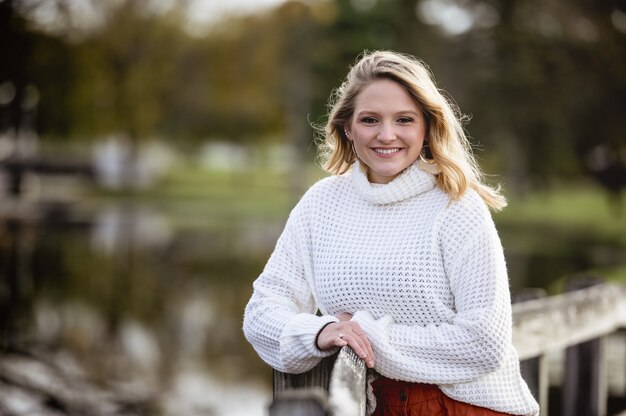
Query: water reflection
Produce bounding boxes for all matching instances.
[1,202,274,415]
[91,205,173,255]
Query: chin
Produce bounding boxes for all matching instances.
[375,166,406,177]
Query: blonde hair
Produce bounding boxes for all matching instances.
[317,50,506,211]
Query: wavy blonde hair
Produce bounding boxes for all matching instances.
[317,50,506,211]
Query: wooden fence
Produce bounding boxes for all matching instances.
[271,280,626,416]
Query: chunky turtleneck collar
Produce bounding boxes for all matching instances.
[350,160,437,205]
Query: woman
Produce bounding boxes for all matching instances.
[243,50,539,415]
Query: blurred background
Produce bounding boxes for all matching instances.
[0,0,625,415]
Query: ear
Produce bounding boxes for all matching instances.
[343,123,351,140]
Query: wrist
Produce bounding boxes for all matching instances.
[314,321,335,350]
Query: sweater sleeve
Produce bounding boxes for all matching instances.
[351,201,512,384]
[243,199,339,374]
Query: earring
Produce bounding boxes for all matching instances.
[421,141,432,160]
[419,153,434,164]
[344,129,350,139]
[418,142,441,174]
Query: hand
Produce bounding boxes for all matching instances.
[337,313,353,322]
[316,319,375,368]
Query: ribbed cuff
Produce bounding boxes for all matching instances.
[280,313,339,368]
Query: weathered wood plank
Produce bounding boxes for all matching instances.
[562,277,608,416]
[328,347,367,416]
[270,388,329,416]
[520,354,549,415]
[512,283,626,360]
[514,288,550,415]
[273,354,337,397]
[563,336,607,416]
[273,347,366,416]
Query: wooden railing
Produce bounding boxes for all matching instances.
[271,280,626,416]
[271,347,366,416]
[513,280,626,416]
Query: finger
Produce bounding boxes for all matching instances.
[351,329,365,337]
[334,333,348,347]
[346,323,375,367]
[348,322,365,336]
[342,333,369,361]
[360,334,376,368]
[353,332,375,368]
[327,324,370,363]
[340,323,366,354]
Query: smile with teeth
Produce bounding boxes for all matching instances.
[373,148,402,154]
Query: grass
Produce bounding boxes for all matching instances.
[89,164,326,230]
[494,185,626,287]
[496,185,626,242]
[91,165,626,236]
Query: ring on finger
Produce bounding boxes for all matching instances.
[338,333,345,338]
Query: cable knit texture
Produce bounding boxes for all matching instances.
[243,161,539,416]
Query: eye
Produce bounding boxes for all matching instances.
[361,116,378,124]
[397,117,414,124]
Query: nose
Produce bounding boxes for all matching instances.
[377,122,396,142]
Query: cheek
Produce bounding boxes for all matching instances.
[351,128,369,145]
[351,125,365,136]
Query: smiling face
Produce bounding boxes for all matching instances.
[345,78,427,184]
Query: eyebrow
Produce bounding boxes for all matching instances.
[355,110,421,117]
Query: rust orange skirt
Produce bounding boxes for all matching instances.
[372,377,512,416]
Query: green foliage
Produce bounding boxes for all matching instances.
[68,1,188,140]
[495,184,626,289]
[497,185,626,239]
[3,0,626,193]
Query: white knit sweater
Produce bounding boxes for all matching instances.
[243,161,539,415]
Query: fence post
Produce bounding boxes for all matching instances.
[514,289,549,415]
[520,354,549,415]
[563,276,608,416]
[563,336,607,416]
[269,389,329,416]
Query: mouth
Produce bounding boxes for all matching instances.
[372,148,402,155]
